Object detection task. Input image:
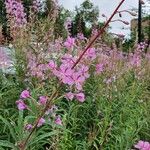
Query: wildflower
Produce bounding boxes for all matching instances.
[26,53,49,80]
[61,54,76,65]
[77,33,85,40]
[86,48,96,60]
[78,65,90,79]
[5,0,27,27]
[25,124,33,131]
[32,0,41,12]
[134,140,150,150]
[96,63,104,74]
[48,60,57,70]
[75,93,85,102]
[64,37,75,49]
[16,100,27,110]
[39,96,47,105]
[55,116,62,125]
[37,118,45,127]
[20,90,30,99]
[73,72,85,90]
[130,54,141,68]
[65,92,74,101]
[59,64,74,85]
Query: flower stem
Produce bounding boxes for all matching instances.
[19,89,58,150]
[18,0,126,149]
[72,0,126,69]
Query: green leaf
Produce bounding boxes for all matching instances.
[29,131,58,146]
[0,140,17,149]
[0,116,16,141]
[17,111,24,136]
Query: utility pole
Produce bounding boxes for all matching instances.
[138,0,142,43]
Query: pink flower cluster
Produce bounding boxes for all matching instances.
[55,115,62,125]
[39,96,48,105]
[96,63,105,74]
[48,53,91,102]
[37,118,45,127]
[25,107,62,130]
[137,42,148,50]
[85,48,96,60]
[64,37,75,49]
[46,36,101,103]
[16,90,63,129]
[129,52,142,68]
[16,90,30,110]
[32,0,42,12]
[77,33,85,40]
[65,92,85,102]
[5,0,27,27]
[49,54,90,89]
[134,140,150,150]
[26,53,49,80]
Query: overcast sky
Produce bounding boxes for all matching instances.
[58,0,149,38]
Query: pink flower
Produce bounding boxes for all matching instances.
[39,96,47,105]
[64,37,75,49]
[16,100,27,110]
[72,73,85,90]
[78,65,90,79]
[25,124,33,130]
[130,54,141,68]
[61,54,76,65]
[96,63,104,74]
[37,118,45,127]
[86,48,96,60]
[77,33,85,40]
[134,140,150,150]
[75,93,85,102]
[65,92,74,101]
[5,0,27,27]
[32,0,41,12]
[48,60,57,70]
[59,64,74,85]
[20,90,30,99]
[60,64,74,76]
[55,116,62,125]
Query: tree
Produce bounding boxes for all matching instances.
[73,0,99,37]
[54,7,71,38]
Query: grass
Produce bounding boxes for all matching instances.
[0,63,150,150]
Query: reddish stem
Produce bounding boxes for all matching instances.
[72,0,126,69]
[18,0,126,149]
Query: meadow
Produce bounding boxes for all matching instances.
[0,0,150,150]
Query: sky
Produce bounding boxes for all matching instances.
[58,0,150,38]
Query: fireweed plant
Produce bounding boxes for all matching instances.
[5,0,27,27]
[0,0,150,150]
[16,1,128,149]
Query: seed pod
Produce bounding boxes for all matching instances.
[119,12,122,17]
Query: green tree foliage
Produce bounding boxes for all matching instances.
[0,0,6,25]
[73,0,99,37]
[54,7,71,38]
